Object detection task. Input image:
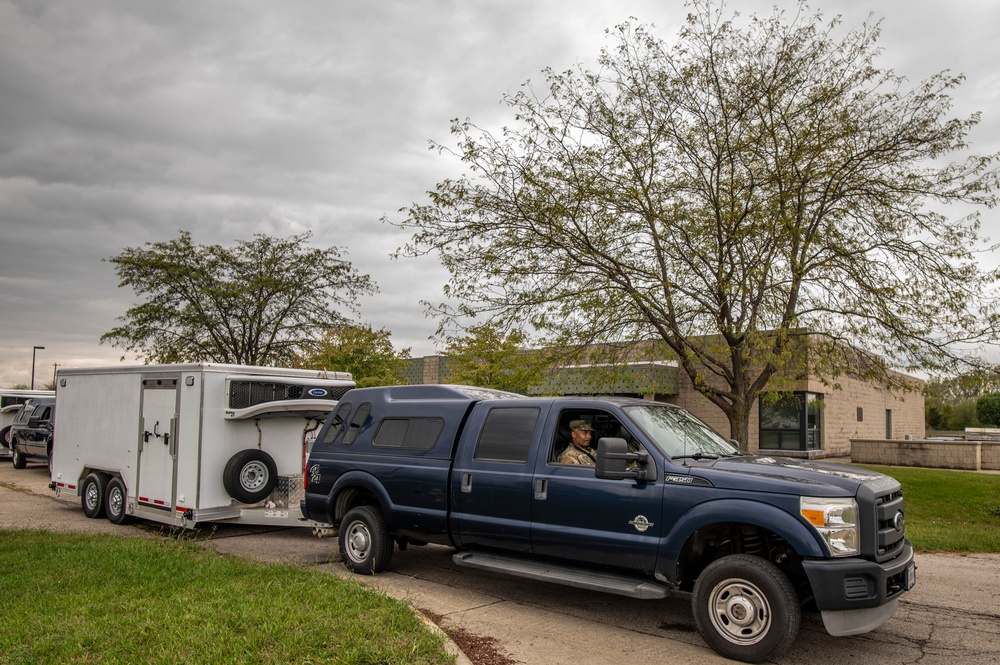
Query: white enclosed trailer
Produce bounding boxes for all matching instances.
[50,363,353,529]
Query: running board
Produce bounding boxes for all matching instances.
[451,551,671,600]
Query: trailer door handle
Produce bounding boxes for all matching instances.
[534,478,548,500]
[461,472,472,493]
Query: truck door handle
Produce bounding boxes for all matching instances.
[534,479,548,501]
[461,473,473,493]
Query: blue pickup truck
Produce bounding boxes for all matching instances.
[302,384,915,663]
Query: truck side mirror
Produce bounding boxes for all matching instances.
[28,415,41,428]
[595,437,649,481]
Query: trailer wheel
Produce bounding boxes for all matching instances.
[692,554,800,663]
[105,477,133,525]
[339,505,393,575]
[223,449,278,504]
[81,472,110,519]
[0,426,11,450]
[11,440,26,469]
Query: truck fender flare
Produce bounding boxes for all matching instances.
[661,499,826,577]
[329,470,396,529]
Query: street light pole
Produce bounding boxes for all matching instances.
[31,346,45,390]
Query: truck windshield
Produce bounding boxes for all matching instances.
[622,405,739,459]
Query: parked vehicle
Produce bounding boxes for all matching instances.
[302,384,916,663]
[9,397,56,472]
[0,389,54,457]
[51,363,353,529]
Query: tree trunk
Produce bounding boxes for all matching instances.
[727,394,753,453]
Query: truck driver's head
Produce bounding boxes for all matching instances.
[569,420,593,448]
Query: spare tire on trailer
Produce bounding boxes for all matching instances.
[223,449,278,504]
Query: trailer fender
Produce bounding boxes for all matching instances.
[660,499,827,581]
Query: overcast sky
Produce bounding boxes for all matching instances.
[1,0,998,387]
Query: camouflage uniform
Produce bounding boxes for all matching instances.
[558,444,597,466]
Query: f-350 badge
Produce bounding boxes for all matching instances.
[629,515,654,532]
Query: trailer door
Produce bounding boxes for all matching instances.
[135,375,180,512]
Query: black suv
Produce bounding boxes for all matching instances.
[10,397,55,473]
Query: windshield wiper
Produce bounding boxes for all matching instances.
[671,451,721,461]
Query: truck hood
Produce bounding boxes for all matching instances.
[687,455,888,496]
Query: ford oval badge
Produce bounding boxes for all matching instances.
[308,388,328,397]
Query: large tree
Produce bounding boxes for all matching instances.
[103,231,375,366]
[297,323,411,388]
[396,1,1000,448]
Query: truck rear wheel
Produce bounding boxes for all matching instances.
[692,554,800,663]
[339,505,393,575]
[223,449,278,504]
[105,477,133,525]
[81,472,110,519]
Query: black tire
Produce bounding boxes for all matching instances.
[81,472,110,519]
[692,554,801,663]
[338,505,393,575]
[223,449,278,504]
[0,426,11,450]
[11,440,26,469]
[105,477,133,525]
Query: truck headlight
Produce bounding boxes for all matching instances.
[801,497,859,557]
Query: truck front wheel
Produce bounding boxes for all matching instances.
[11,440,26,469]
[339,505,393,575]
[692,554,800,663]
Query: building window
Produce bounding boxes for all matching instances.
[857,407,864,422]
[759,392,822,451]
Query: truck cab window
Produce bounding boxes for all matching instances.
[474,406,540,463]
[552,410,638,465]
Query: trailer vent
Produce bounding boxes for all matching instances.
[228,381,351,409]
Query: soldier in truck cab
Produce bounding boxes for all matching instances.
[558,419,597,466]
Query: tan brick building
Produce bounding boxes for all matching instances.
[404,346,925,459]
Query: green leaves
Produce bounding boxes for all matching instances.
[101,230,375,366]
[296,323,411,388]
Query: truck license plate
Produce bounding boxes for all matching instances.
[905,562,916,590]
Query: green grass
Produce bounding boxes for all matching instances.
[0,531,453,665]
[858,465,1000,553]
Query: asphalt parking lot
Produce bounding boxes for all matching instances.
[3,460,1000,664]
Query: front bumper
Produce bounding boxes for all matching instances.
[802,539,915,612]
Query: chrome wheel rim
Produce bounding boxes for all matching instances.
[85,482,100,512]
[708,577,772,645]
[239,461,268,491]
[344,520,371,563]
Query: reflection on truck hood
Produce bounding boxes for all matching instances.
[691,455,887,495]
